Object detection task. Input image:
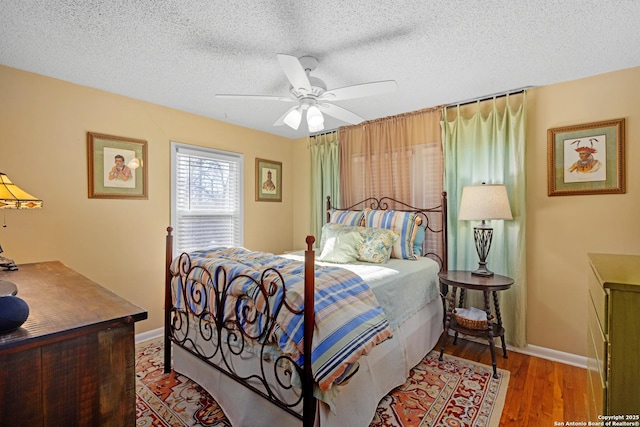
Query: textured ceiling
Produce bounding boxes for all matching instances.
[2,0,640,139]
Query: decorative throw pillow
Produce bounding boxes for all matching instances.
[364,210,422,260]
[317,231,364,264]
[318,223,398,264]
[319,223,353,252]
[357,227,398,264]
[328,209,365,227]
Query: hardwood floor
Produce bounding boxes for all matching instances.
[441,336,588,426]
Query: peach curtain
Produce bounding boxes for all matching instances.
[338,107,443,209]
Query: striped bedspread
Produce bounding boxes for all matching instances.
[170,247,392,392]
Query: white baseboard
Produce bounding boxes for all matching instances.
[135,327,163,344]
[449,332,587,369]
[512,343,587,369]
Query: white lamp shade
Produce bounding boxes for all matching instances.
[283,108,302,129]
[458,184,512,221]
[306,105,324,128]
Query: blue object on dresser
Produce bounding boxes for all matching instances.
[0,295,29,332]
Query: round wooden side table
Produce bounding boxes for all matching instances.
[438,270,514,378]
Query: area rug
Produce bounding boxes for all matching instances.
[135,338,509,427]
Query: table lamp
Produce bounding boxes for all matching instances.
[0,172,41,332]
[0,172,43,271]
[458,183,512,277]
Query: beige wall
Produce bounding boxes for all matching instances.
[3,63,639,356]
[291,138,312,248]
[1,65,294,334]
[526,66,640,356]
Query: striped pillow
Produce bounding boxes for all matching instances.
[413,224,426,256]
[364,210,422,260]
[328,209,365,226]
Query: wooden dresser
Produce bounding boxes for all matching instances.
[0,261,147,426]
[587,253,640,418]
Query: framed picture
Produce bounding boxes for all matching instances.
[547,118,625,196]
[255,158,282,202]
[87,132,148,199]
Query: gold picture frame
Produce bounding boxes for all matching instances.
[87,132,148,199]
[255,158,282,202]
[547,118,625,196]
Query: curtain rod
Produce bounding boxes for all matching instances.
[445,86,534,108]
[309,87,533,136]
[309,129,339,138]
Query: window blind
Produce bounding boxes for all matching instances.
[346,141,443,255]
[172,143,243,253]
[411,141,444,257]
[348,141,442,208]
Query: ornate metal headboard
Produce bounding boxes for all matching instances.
[325,193,448,271]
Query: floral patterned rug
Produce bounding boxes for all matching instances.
[135,338,509,427]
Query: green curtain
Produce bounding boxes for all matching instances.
[442,94,527,347]
[309,132,340,247]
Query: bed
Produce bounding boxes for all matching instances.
[163,193,448,427]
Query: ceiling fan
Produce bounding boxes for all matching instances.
[215,54,398,132]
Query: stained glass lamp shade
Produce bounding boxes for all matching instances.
[0,172,42,271]
[0,172,43,209]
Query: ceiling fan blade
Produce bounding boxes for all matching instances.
[320,80,398,101]
[318,103,365,125]
[215,94,293,102]
[277,54,312,93]
[273,105,302,128]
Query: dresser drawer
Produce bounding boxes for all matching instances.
[586,353,605,420]
[588,263,608,334]
[587,293,607,383]
[587,284,607,416]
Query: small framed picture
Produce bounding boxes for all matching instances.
[87,132,148,199]
[255,158,282,202]
[547,118,625,196]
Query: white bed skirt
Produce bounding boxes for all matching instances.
[172,297,444,427]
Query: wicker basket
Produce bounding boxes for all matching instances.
[453,308,489,330]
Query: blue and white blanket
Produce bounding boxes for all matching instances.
[171,247,392,392]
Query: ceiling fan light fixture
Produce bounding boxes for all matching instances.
[308,122,324,132]
[283,107,302,129]
[219,54,397,134]
[306,105,324,128]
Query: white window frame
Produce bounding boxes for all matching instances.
[170,141,244,254]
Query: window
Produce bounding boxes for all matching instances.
[347,141,442,208]
[346,141,443,256]
[171,142,243,253]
